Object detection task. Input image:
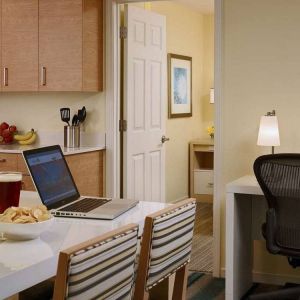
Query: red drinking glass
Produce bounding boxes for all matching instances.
[0,172,22,214]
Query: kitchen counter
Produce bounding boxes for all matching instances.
[0,144,105,155]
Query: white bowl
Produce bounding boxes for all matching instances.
[0,217,54,240]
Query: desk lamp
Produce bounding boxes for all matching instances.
[257,110,280,154]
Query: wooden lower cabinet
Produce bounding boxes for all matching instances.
[0,153,18,171]
[65,151,104,197]
[0,150,105,197]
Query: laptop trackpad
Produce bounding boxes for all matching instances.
[91,200,137,213]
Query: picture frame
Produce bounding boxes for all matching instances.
[168,53,192,118]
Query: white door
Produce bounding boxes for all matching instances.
[124,5,167,202]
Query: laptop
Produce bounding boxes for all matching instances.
[22,145,138,220]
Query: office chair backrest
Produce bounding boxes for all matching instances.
[53,224,139,300]
[254,154,300,253]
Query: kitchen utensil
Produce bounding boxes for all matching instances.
[78,106,86,124]
[60,108,70,126]
[72,114,78,126]
[64,125,80,148]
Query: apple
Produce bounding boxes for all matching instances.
[2,129,11,138]
[9,125,17,133]
[4,135,13,143]
[0,122,9,130]
[0,136,3,143]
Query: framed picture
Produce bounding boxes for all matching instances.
[168,53,192,118]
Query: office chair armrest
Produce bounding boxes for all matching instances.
[265,208,280,254]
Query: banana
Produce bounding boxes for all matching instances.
[18,131,37,145]
[14,129,34,141]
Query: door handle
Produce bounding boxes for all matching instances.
[41,66,46,86]
[161,135,170,144]
[3,68,8,86]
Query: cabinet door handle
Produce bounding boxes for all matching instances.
[207,182,214,187]
[0,158,7,163]
[41,66,46,86]
[3,68,8,86]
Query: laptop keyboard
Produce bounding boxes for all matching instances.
[59,198,111,213]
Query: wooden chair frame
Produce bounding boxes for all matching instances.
[134,198,196,300]
[52,223,139,300]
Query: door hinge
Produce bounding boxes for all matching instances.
[120,26,128,39]
[119,120,127,132]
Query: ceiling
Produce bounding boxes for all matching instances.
[172,0,214,14]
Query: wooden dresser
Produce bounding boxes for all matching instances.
[189,139,214,203]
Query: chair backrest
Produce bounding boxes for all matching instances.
[254,154,300,253]
[134,198,196,297]
[53,223,139,300]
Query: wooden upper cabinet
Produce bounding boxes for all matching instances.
[39,0,83,91]
[1,0,38,91]
[83,0,103,91]
[0,0,102,92]
[0,1,2,92]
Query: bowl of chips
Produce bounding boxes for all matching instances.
[0,205,54,240]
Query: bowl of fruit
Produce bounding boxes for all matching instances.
[0,122,17,144]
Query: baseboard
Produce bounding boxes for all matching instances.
[221,268,300,285]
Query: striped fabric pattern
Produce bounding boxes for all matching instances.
[66,227,138,300]
[146,201,196,289]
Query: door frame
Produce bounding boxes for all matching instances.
[105,0,222,277]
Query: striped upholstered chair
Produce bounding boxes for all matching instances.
[134,198,196,300]
[52,223,139,300]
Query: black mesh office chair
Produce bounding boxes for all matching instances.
[252,154,300,299]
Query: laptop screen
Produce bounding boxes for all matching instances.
[23,146,80,209]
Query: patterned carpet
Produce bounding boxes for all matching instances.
[187,273,225,300]
[189,202,213,273]
[187,273,299,299]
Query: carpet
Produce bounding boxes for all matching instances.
[189,202,213,273]
[187,273,225,300]
[190,235,213,273]
[187,273,296,300]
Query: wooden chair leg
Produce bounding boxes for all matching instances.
[149,275,175,300]
[172,265,188,300]
[143,291,149,300]
[133,288,149,300]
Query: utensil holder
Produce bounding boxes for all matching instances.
[64,125,80,148]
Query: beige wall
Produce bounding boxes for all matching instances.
[221,0,300,278]
[0,92,105,133]
[147,2,214,202]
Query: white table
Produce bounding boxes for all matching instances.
[0,191,168,299]
[226,175,267,300]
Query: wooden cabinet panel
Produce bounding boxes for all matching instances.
[21,174,36,191]
[189,141,214,203]
[39,0,83,91]
[0,153,18,171]
[65,151,104,197]
[0,1,1,92]
[0,151,104,194]
[1,0,38,91]
[17,155,29,175]
[83,0,103,91]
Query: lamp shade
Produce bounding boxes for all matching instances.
[257,115,280,146]
[210,88,214,104]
